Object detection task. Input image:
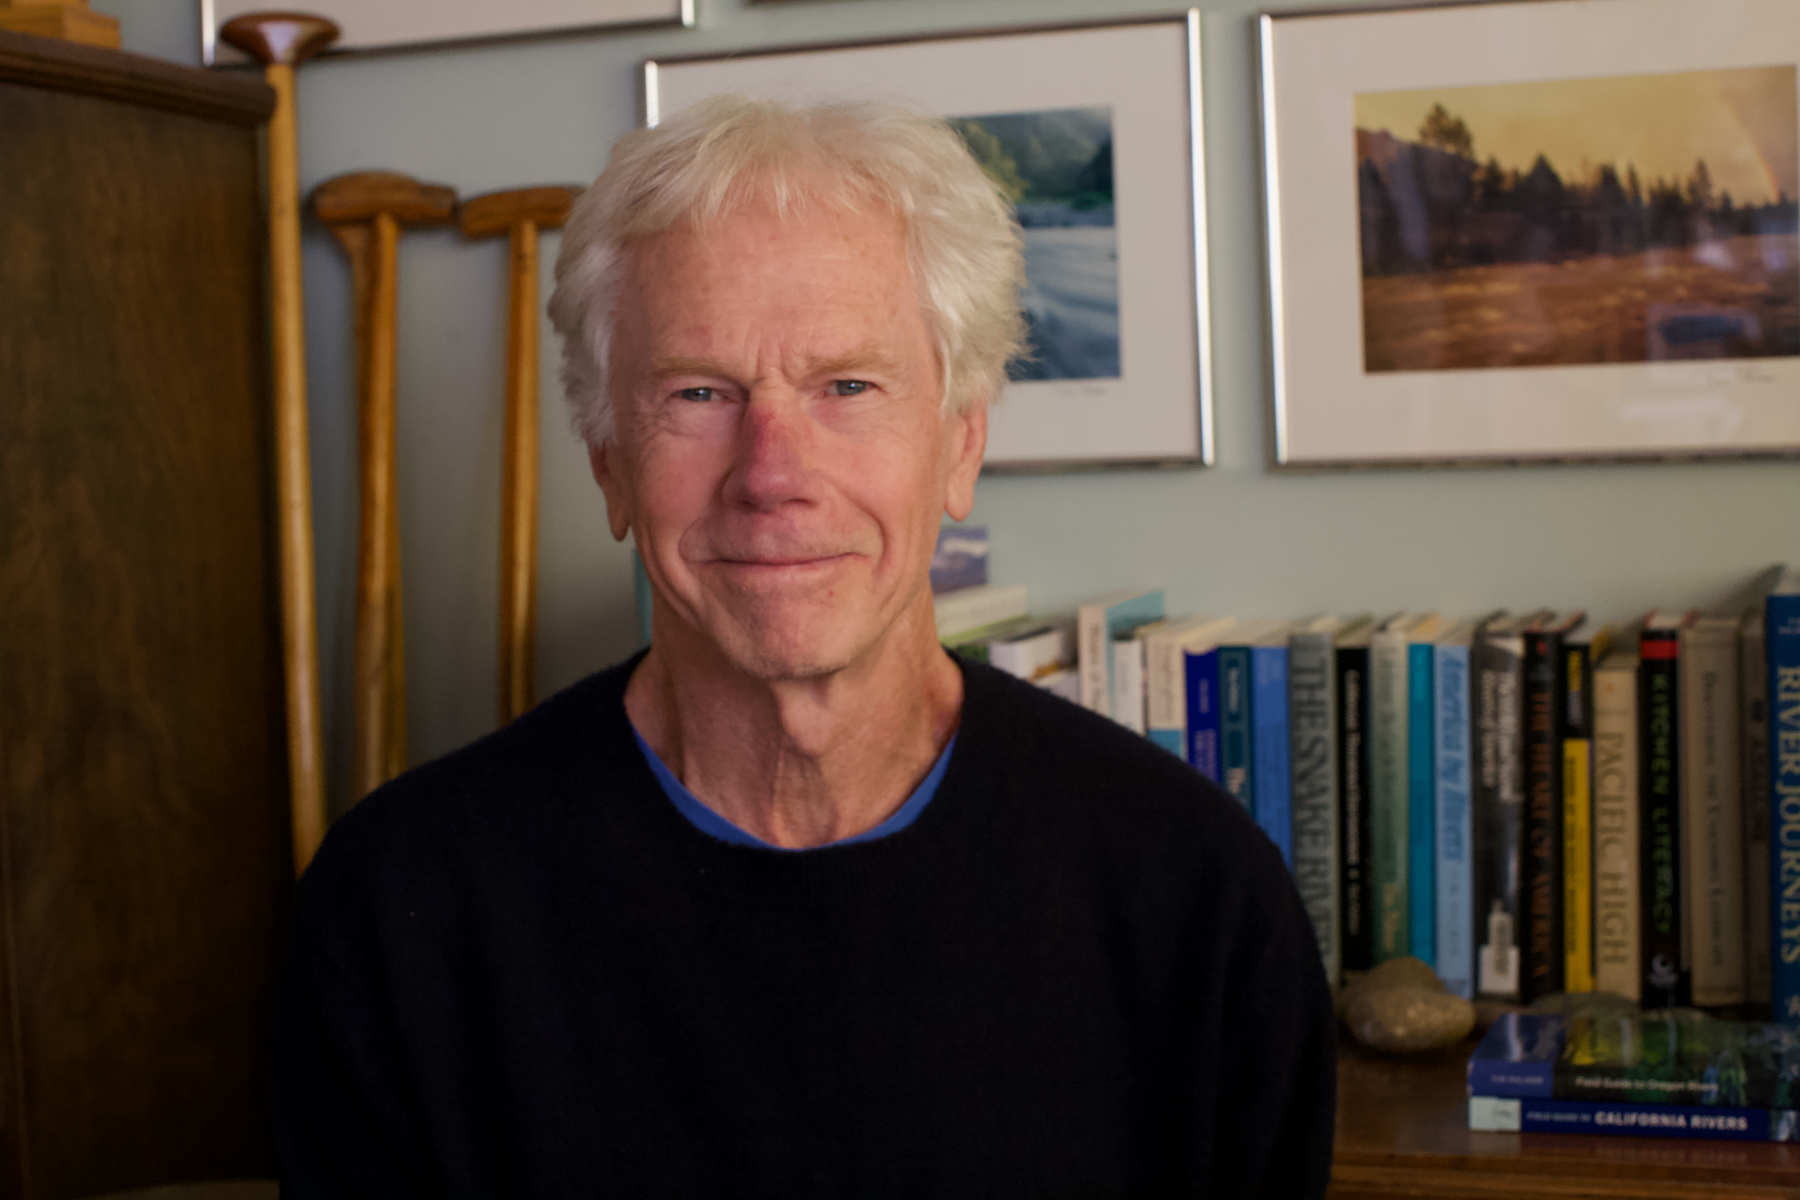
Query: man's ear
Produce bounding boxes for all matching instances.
[588,441,635,542]
[942,397,988,523]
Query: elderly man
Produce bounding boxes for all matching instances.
[271,97,1335,1197]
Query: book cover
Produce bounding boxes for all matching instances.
[1076,588,1163,717]
[1770,566,1800,1024]
[1371,613,1429,963]
[985,620,1074,682]
[1640,610,1689,1010]
[1469,1096,1797,1142]
[946,614,1041,663]
[1521,612,1584,1002]
[1468,1010,1800,1111]
[1252,625,1295,869]
[1290,615,1345,986]
[929,525,987,593]
[1407,615,1447,964]
[1473,611,1548,1000]
[1594,647,1643,1002]
[1561,625,1609,995]
[1742,606,1772,1008]
[1336,618,1378,974]
[1681,613,1745,1007]
[1184,645,1224,783]
[1434,616,1491,999]
[935,583,1030,642]
[1143,616,1233,759]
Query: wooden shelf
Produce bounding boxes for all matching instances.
[1331,1035,1800,1199]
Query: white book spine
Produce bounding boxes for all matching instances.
[1112,638,1146,735]
[1740,615,1772,1005]
[1079,606,1110,715]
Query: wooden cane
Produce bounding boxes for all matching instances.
[312,171,456,799]
[218,12,337,875]
[459,186,581,724]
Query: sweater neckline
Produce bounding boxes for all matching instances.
[583,652,1003,905]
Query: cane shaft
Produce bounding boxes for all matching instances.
[499,220,540,723]
[351,212,405,798]
[264,61,328,874]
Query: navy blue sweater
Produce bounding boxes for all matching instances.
[270,656,1335,1197]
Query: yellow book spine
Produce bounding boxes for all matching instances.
[1563,739,1595,992]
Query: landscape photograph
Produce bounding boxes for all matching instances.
[1353,65,1799,373]
[950,107,1119,381]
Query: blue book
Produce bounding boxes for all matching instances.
[1407,634,1438,964]
[1433,619,1483,999]
[1252,635,1293,869]
[1220,648,1251,807]
[1219,620,1284,813]
[1185,646,1223,782]
[1470,1096,1798,1143]
[1770,567,1800,1025]
[1465,1012,1563,1098]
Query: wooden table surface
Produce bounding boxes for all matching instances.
[1331,1035,1800,1199]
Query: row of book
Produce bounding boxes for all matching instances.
[932,565,1800,1024]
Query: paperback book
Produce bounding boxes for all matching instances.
[1467,1011,1800,1111]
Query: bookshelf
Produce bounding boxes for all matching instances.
[1331,1035,1800,1198]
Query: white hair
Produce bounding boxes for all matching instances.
[548,94,1028,445]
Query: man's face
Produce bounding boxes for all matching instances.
[593,194,986,681]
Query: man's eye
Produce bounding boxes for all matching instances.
[830,380,871,397]
[674,386,719,403]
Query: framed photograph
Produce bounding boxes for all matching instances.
[203,0,693,65]
[1261,0,1800,466]
[647,13,1213,471]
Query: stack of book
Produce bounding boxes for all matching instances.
[1467,1012,1799,1142]
[943,566,1800,1026]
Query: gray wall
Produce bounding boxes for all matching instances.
[109,0,1797,819]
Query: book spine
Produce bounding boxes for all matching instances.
[1742,618,1772,1007]
[1471,1097,1796,1143]
[1564,642,1595,994]
[1683,624,1745,1007]
[1220,646,1253,811]
[1465,1058,1552,1098]
[1640,631,1689,1008]
[1184,647,1222,783]
[1338,645,1374,973]
[1435,642,1474,998]
[936,584,1028,640]
[1408,641,1436,965]
[1564,740,1594,993]
[1369,631,1410,962]
[1290,633,1339,986]
[1522,631,1566,1002]
[1079,604,1110,716]
[1253,644,1293,869]
[1111,637,1147,736]
[1473,635,1524,999]
[1771,590,1800,1024]
[1145,635,1185,758]
[1594,661,1641,1001]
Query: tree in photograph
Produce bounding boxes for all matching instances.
[1417,103,1473,159]
[948,119,1028,203]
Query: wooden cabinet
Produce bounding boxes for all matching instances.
[1333,1037,1800,1199]
[0,31,289,1200]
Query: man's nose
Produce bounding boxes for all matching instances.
[722,393,818,511]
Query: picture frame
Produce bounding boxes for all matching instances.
[1260,0,1800,467]
[647,13,1213,472]
[202,0,693,66]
